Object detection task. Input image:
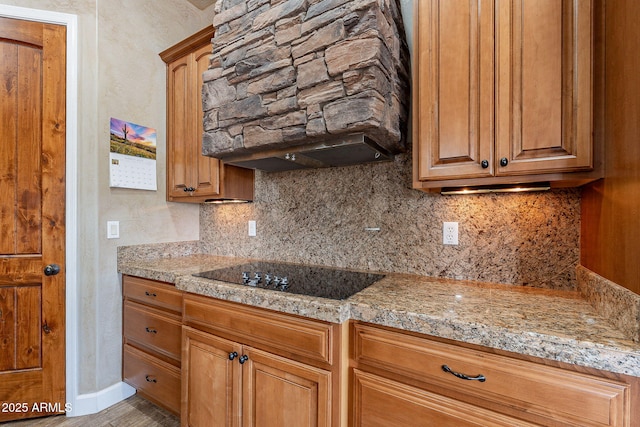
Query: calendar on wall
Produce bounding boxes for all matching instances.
[109,117,157,191]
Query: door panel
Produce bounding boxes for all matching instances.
[417,0,495,180]
[0,16,66,422]
[194,44,220,196]
[182,327,242,427]
[520,0,563,152]
[166,41,221,200]
[496,0,593,174]
[0,286,42,370]
[167,57,190,197]
[243,347,331,427]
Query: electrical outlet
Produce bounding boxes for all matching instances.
[443,222,458,245]
[248,220,256,237]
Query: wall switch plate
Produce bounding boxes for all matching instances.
[107,221,120,239]
[248,220,256,237]
[443,221,458,245]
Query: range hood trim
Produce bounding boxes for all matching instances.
[216,133,396,172]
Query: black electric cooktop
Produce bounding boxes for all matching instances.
[193,261,385,300]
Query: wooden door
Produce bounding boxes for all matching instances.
[0,17,66,422]
[242,347,331,427]
[182,327,242,427]
[495,0,593,175]
[416,0,495,180]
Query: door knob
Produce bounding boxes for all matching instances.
[44,264,60,276]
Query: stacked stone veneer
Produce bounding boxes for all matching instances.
[201,0,410,159]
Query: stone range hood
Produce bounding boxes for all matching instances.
[201,0,410,172]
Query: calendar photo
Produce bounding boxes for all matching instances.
[109,117,157,191]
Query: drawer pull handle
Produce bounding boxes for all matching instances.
[239,355,249,364]
[144,291,157,297]
[442,365,486,382]
[145,327,157,334]
[229,352,238,360]
[145,375,157,383]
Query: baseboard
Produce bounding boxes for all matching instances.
[66,381,136,417]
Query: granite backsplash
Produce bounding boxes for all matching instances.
[200,153,581,290]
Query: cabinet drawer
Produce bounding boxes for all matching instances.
[123,345,181,415]
[183,293,333,365]
[124,301,182,362]
[352,369,537,427]
[123,275,182,313]
[352,323,630,427]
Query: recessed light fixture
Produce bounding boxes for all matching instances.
[440,182,551,195]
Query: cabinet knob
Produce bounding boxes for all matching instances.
[229,352,238,361]
[145,327,157,334]
[499,157,509,167]
[183,187,196,193]
[145,375,157,383]
[239,355,249,364]
[481,160,489,169]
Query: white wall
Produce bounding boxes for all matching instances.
[0,0,213,398]
[95,0,213,393]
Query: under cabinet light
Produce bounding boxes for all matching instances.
[204,198,252,204]
[440,182,551,195]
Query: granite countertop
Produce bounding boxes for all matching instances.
[118,254,640,377]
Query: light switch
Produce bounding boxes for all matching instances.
[248,220,256,237]
[107,221,120,239]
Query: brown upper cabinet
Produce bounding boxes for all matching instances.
[413,0,601,191]
[160,27,254,203]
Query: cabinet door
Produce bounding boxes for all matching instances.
[166,45,220,201]
[192,44,221,197]
[495,0,593,175]
[242,347,331,427]
[352,369,537,427]
[416,0,495,180]
[167,53,193,198]
[182,327,242,427]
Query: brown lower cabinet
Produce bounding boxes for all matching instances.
[181,293,346,427]
[122,275,638,426]
[122,276,183,415]
[350,322,639,427]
